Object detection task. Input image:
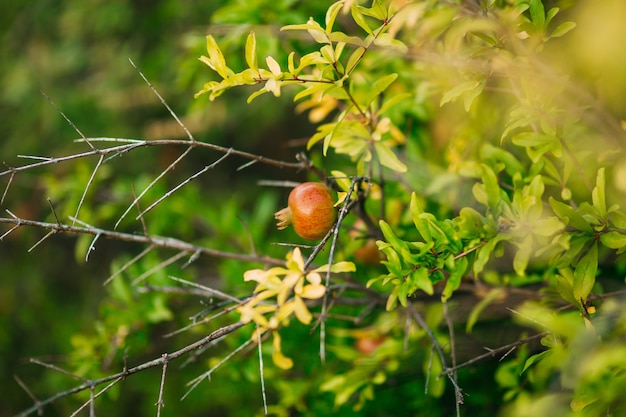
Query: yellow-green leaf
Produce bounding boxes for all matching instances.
[373,141,407,173]
[440,80,480,107]
[592,168,606,219]
[549,197,593,232]
[325,1,345,34]
[351,5,373,35]
[245,32,257,71]
[202,35,231,79]
[600,231,626,250]
[272,332,294,369]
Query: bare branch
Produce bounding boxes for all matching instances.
[257,325,268,416]
[16,322,247,417]
[115,145,194,229]
[129,58,195,142]
[315,177,361,362]
[155,355,169,417]
[408,303,464,412]
[13,375,43,416]
[69,377,122,417]
[132,250,188,285]
[104,245,155,285]
[182,337,254,401]
[135,150,232,222]
[0,222,21,241]
[1,168,15,206]
[0,215,284,266]
[0,138,306,180]
[73,153,104,226]
[40,89,94,151]
[28,230,56,253]
[167,275,243,304]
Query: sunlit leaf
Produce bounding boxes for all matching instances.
[272,332,294,369]
[373,141,407,173]
[549,197,593,232]
[440,80,480,107]
[592,168,606,219]
[292,297,313,324]
[600,231,626,250]
[351,4,373,34]
[299,284,326,299]
[201,35,232,79]
[245,32,257,71]
[550,21,576,38]
[325,1,345,34]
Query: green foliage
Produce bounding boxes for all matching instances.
[5,0,626,416]
[196,2,409,174]
[191,0,626,414]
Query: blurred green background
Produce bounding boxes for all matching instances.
[4,1,626,416]
[1,1,329,415]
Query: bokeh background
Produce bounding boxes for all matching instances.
[1,1,329,415]
[3,0,626,416]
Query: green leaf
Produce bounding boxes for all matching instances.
[521,350,552,375]
[325,1,345,34]
[409,267,434,296]
[328,31,367,47]
[351,4,373,34]
[386,288,399,310]
[592,168,607,219]
[379,220,405,250]
[200,35,232,79]
[529,0,545,29]
[466,287,505,332]
[480,164,502,214]
[549,197,593,233]
[378,92,412,115]
[600,231,626,250]
[611,211,626,229]
[513,235,533,276]
[573,243,598,304]
[282,18,329,44]
[473,236,503,276]
[373,141,407,173]
[554,268,578,306]
[245,32,257,71]
[373,34,408,53]
[345,47,365,75]
[440,80,480,107]
[463,80,485,111]
[247,88,269,103]
[442,256,467,302]
[367,73,398,103]
[550,21,576,38]
[545,7,559,26]
[511,132,556,147]
[294,82,335,102]
[357,0,387,21]
[410,193,431,242]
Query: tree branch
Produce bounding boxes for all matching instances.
[16,322,247,417]
[0,214,283,266]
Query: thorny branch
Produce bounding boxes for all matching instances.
[0,137,307,179]
[0,213,284,266]
[15,322,247,417]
